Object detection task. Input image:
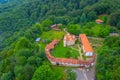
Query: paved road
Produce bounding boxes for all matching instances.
[73,68,95,80]
[73,68,88,80]
[86,67,95,80]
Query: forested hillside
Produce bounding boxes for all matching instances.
[96,36,120,80]
[0,0,120,80]
[0,0,11,4]
[0,0,120,50]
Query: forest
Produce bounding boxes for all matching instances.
[96,36,120,80]
[0,0,120,80]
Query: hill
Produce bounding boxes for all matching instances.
[0,0,120,80]
[0,0,11,4]
[0,0,120,50]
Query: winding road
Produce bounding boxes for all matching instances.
[73,61,95,80]
[73,68,88,80]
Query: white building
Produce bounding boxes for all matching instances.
[63,33,76,47]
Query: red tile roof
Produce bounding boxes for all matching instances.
[96,19,103,23]
[79,34,94,53]
[52,28,61,31]
[45,39,95,67]
[50,24,62,28]
[64,33,76,41]
[45,39,59,50]
[50,24,57,28]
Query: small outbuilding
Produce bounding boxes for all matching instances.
[96,19,103,24]
[50,24,62,28]
[52,28,61,31]
[110,33,119,36]
[35,38,41,42]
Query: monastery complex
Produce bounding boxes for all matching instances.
[45,33,96,68]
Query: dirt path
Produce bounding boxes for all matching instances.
[78,44,83,60]
[63,28,68,33]
[70,44,83,60]
[70,46,79,51]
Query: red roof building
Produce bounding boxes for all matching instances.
[50,24,62,28]
[52,28,61,31]
[63,33,76,47]
[79,34,94,56]
[96,19,103,24]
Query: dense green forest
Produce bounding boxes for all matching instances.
[0,0,120,80]
[0,0,120,50]
[96,36,120,80]
[0,0,11,4]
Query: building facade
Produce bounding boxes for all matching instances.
[63,33,76,47]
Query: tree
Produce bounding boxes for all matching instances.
[1,71,13,80]
[24,23,42,40]
[103,16,108,24]
[16,49,32,58]
[27,56,36,65]
[117,21,120,29]
[109,12,120,28]
[35,57,42,67]
[96,36,120,80]
[67,24,81,35]
[87,11,97,21]
[80,13,87,23]
[14,65,23,78]
[14,64,35,80]
[32,65,59,80]
[81,28,93,36]
[91,25,110,37]
[15,56,27,65]
[99,27,110,37]
[93,3,110,15]
[41,19,53,31]
[66,68,76,80]
[14,37,31,52]
[110,67,120,80]
[21,64,35,80]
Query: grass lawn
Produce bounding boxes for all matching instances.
[41,30,65,41]
[38,41,46,50]
[82,54,86,60]
[51,40,79,59]
[72,44,79,50]
[38,30,65,50]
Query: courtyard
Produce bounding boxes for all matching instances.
[51,40,83,59]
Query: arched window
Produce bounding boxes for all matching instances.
[56,62,59,66]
